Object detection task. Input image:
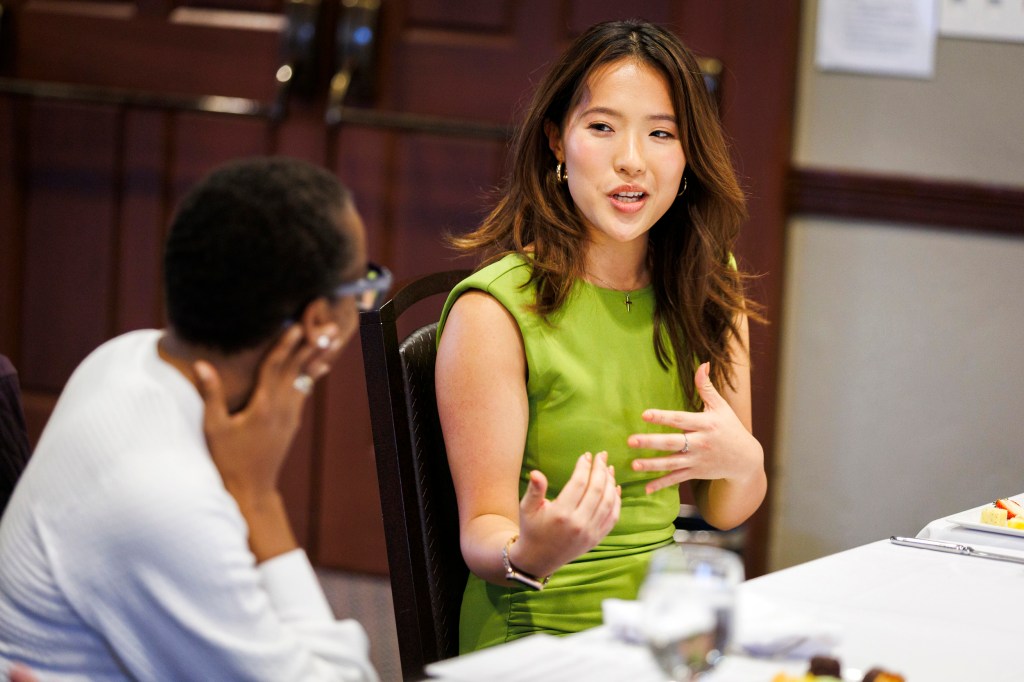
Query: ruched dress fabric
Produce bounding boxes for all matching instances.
[438,254,693,653]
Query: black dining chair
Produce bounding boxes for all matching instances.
[359,269,471,681]
[0,354,32,516]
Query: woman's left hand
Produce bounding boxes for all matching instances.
[628,362,764,495]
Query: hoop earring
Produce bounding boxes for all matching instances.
[556,161,568,184]
[677,176,688,197]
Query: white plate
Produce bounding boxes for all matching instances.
[944,498,1024,538]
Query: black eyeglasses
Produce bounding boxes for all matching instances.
[333,262,392,312]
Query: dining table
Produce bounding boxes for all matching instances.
[424,494,1024,681]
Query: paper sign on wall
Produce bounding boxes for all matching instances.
[940,0,1024,43]
[816,0,938,79]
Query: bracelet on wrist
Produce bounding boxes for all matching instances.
[502,534,550,591]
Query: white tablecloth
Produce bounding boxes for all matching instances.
[428,497,1024,681]
[742,538,1024,679]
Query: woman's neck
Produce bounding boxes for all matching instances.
[583,239,649,291]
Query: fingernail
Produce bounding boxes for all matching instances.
[599,451,608,462]
[632,460,642,471]
[193,362,210,383]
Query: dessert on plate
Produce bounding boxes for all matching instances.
[771,655,905,682]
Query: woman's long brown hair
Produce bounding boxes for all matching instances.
[449,19,762,408]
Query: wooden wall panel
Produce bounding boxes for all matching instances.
[405,0,513,31]
[316,339,384,572]
[15,6,282,100]
[171,114,270,203]
[565,0,674,36]
[388,136,502,277]
[20,102,119,392]
[116,110,168,334]
[333,127,396,262]
[788,168,1024,236]
[279,404,315,550]
[0,100,26,358]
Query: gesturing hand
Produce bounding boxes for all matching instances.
[511,452,622,580]
[628,362,763,495]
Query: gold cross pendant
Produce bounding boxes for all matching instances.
[624,293,632,312]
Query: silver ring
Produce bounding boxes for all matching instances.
[292,373,314,395]
[682,431,690,453]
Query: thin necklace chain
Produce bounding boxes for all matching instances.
[587,272,639,312]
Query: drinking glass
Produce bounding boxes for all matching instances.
[639,543,744,681]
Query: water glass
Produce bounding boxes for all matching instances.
[639,543,744,681]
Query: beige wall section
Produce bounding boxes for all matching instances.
[772,218,1024,568]
[792,1,1024,186]
[770,0,1024,571]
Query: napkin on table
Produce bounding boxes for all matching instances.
[602,593,842,659]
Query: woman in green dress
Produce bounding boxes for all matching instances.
[435,19,766,653]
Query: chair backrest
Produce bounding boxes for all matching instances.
[359,269,471,680]
[0,355,31,516]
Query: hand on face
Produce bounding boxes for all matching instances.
[193,323,342,501]
[513,451,622,579]
[628,362,764,494]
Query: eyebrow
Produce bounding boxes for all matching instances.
[579,106,677,124]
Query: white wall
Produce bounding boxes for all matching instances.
[769,0,1024,570]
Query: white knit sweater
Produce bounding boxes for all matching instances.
[0,330,378,681]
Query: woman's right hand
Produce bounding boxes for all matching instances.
[511,451,621,579]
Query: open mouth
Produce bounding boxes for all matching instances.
[612,191,645,203]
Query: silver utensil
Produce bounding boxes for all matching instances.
[890,535,1024,566]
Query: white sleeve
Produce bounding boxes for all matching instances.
[46,466,379,682]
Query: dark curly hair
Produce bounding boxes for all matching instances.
[164,157,354,354]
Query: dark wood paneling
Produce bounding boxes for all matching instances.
[172,113,270,202]
[566,0,674,37]
[21,102,119,391]
[179,0,285,13]
[0,99,27,358]
[316,338,385,572]
[388,135,503,278]
[116,109,167,334]
[20,392,57,446]
[15,7,283,100]
[788,167,1024,235]
[406,0,513,32]
[279,404,315,550]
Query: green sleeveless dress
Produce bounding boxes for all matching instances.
[438,253,693,652]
